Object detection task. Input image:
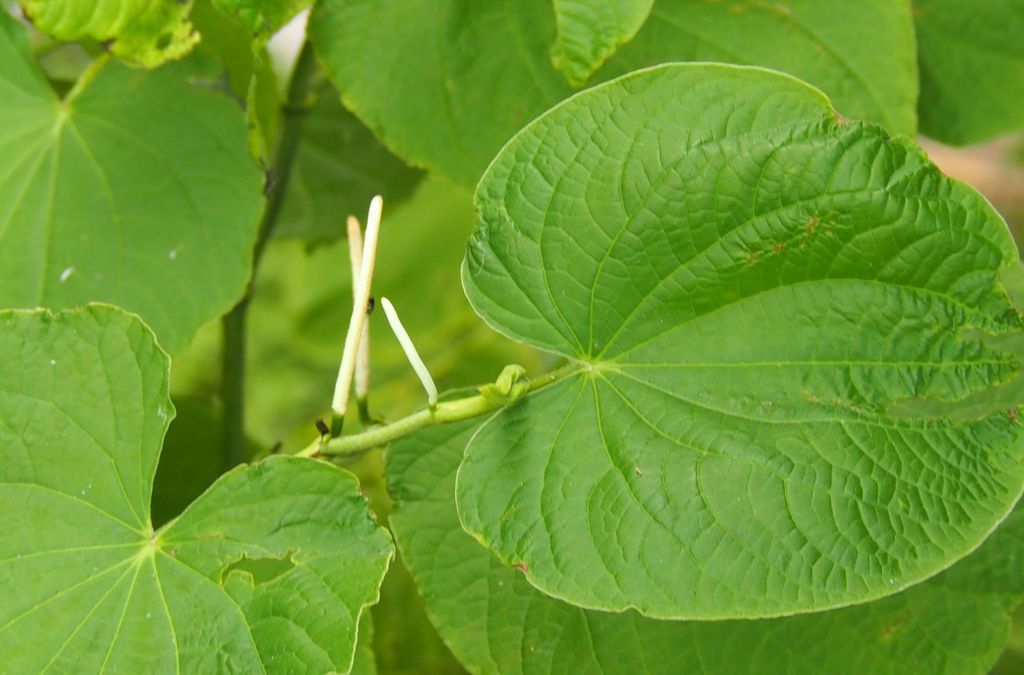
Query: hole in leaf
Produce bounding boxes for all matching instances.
[219,551,297,586]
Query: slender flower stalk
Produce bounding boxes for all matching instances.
[380,297,438,407]
[330,196,383,434]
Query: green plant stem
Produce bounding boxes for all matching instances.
[296,363,582,458]
[252,42,318,266]
[221,298,248,466]
[220,41,319,468]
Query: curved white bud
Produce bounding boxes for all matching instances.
[380,296,438,407]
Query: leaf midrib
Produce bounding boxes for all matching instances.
[603,276,1013,364]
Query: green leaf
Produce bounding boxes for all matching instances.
[210,0,311,41]
[342,450,467,675]
[0,12,264,354]
[994,603,1024,675]
[18,0,199,67]
[0,305,393,672]
[915,0,1024,145]
[371,557,467,675]
[275,84,423,243]
[309,0,916,184]
[550,0,654,86]
[190,0,281,162]
[389,418,1024,675]
[607,0,916,134]
[458,63,1024,619]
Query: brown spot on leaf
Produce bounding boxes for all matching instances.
[877,615,908,641]
[196,532,225,542]
[514,562,529,574]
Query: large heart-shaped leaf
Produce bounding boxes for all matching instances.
[914,0,1024,145]
[309,0,915,184]
[0,305,393,672]
[0,13,264,353]
[550,0,654,86]
[18,0,199,67]
[457,64,1024,619]
[391,418,1024,675]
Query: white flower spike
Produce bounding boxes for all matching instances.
[331,196,383,424]
[347,215,371,401]
[380,296,438,407]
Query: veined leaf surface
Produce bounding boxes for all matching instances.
[0,13,264,353]
[391,418,1024,674]
[458,64,1024,619]
[0,305,393,672]
[18,0,198,67]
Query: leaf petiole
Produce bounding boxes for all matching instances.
[62,52,110,106]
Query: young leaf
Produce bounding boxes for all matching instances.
[309,0,915,184]
[275,85,423,243]
[0,12,264,354]
[18,0,199,67]
[0,305,393,672]
[550,0,654,86]
[458,64,1024,619]
[915,0,1024,145]
[389,418,1024,675]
